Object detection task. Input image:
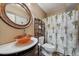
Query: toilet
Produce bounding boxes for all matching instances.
[41,43,55,56]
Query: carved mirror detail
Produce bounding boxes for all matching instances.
[0,3,32,29]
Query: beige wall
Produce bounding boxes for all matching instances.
[46,4,78,17]
[30,3,47,19]
[76,4,79,10]
[47,5,67,16]
[0,3,46,44]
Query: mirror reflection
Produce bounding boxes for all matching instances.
[5,4,29,25]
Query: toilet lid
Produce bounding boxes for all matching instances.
[42,43,56,52]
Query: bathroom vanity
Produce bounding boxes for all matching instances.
[0,3,37,56]
[0,37,38,56]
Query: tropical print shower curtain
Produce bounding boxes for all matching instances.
[43,10,79,56]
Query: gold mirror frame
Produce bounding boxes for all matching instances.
[0,3,32,29]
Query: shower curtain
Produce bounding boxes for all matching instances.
[43,10,79,56]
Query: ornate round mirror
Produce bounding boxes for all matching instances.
[0,3,32,29]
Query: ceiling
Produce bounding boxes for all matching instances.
[37,3,78,16]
